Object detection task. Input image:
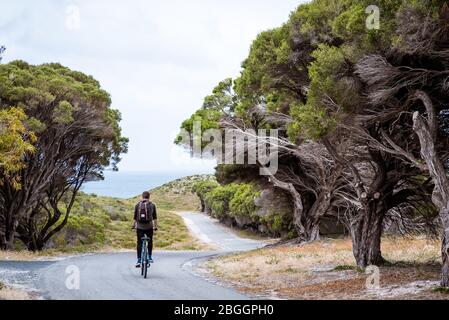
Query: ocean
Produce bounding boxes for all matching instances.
[81,170,212,199]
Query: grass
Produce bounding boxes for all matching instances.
[332,265,363,272]
[0,251,44,261]
[228,227,276,241]
[3,175,211,259]
[433,287,449,294]
[207,236,449,300]
[150,187,199,212]
[0,282,31,300]
[43,193,204,254]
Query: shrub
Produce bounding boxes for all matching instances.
[205,184,240,219]
[229,183,260,219]
[192,180,220,198]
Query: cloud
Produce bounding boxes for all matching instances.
[0,0,304,172]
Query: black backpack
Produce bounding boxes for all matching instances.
[137,201,153,224]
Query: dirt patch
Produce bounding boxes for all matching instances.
[0,251,57,262]
[0,282,32,300]
[207,237,449,300]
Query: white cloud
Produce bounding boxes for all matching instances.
[0,0,305,172]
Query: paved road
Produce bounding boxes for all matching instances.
[182,212,264,253]
[0,212,265,300]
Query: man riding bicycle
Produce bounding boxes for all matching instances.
[133,191,158,268]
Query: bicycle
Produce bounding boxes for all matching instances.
[132,226,157,279]
[140,235,151,279]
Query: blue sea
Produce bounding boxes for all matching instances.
[81,170,212,199]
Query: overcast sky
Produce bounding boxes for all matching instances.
[0,0,304,173]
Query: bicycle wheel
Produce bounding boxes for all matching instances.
[141,243,147,276]
[143,243,148,279]
[144,257,148,279]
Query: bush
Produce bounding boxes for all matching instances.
[61,214,106,247]
[205,184,240,219]
[229,183,260,219]
[192,180,220,198]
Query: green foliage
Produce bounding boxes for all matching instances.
[194,180,291,237]
[229,184,260,219]
[201,182,255,220]
[175,79,236,148]
[288,43,364,140]
[235,26,291,108]
[285,0,444,143]
[289,102,337,141]
[48,179,205,252]
[205,184,240,219]
[52,101,74,125]
[0,46,5,63]
[25,117,46,133]
[0,60,128,171]
[65,214,106,245]
[215,164,260,184]
[0,60,128,250]
[203,78,236,113]
[332,265,357,271]
[104,108,129,170]
[291,0,346,42]
[175,108,221,145]
[175,0,449,246]
[192,180,220,199]
[259,207,294,236]
[150,175,215,211]
[433,287,449,295]
[0,107,35,188]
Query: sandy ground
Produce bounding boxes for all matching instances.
[207,236,449,300]
[0,284,32,300]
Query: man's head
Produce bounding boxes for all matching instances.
[142,191,151,200]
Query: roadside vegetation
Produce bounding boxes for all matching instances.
[208,237,449,300]
[0,281,30,300]
[0,50,211,258]
[0,175,212,260]
[193,180,295,238]
[178,0,449,290]
[0,59,128,252]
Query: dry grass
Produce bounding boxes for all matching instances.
[150,189,199,212]
[0,282,32,300]
[0,250,57,261]
[208,236,448,300]
[228,226,278,242]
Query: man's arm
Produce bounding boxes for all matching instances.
[153,204,158,230]
[133,204,138,229]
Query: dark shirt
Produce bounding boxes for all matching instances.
[134,200,157,231]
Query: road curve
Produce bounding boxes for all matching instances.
[33,212,265,300]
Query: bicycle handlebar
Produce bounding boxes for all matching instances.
[132,226,158,231]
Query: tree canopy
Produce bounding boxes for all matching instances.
[178,0,449,287]
[0,60,128,251]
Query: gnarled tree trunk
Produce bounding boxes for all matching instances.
[412,92,449,287]
[304,191,334,242]
[263,169,319,242]
[350,200,385,268]
[441,213,449,287]
[1,190,27,251]
[18,180,82,252]
[323,139,387,268]
[199,198,206,213]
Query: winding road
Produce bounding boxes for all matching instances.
[0,212,265,300]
